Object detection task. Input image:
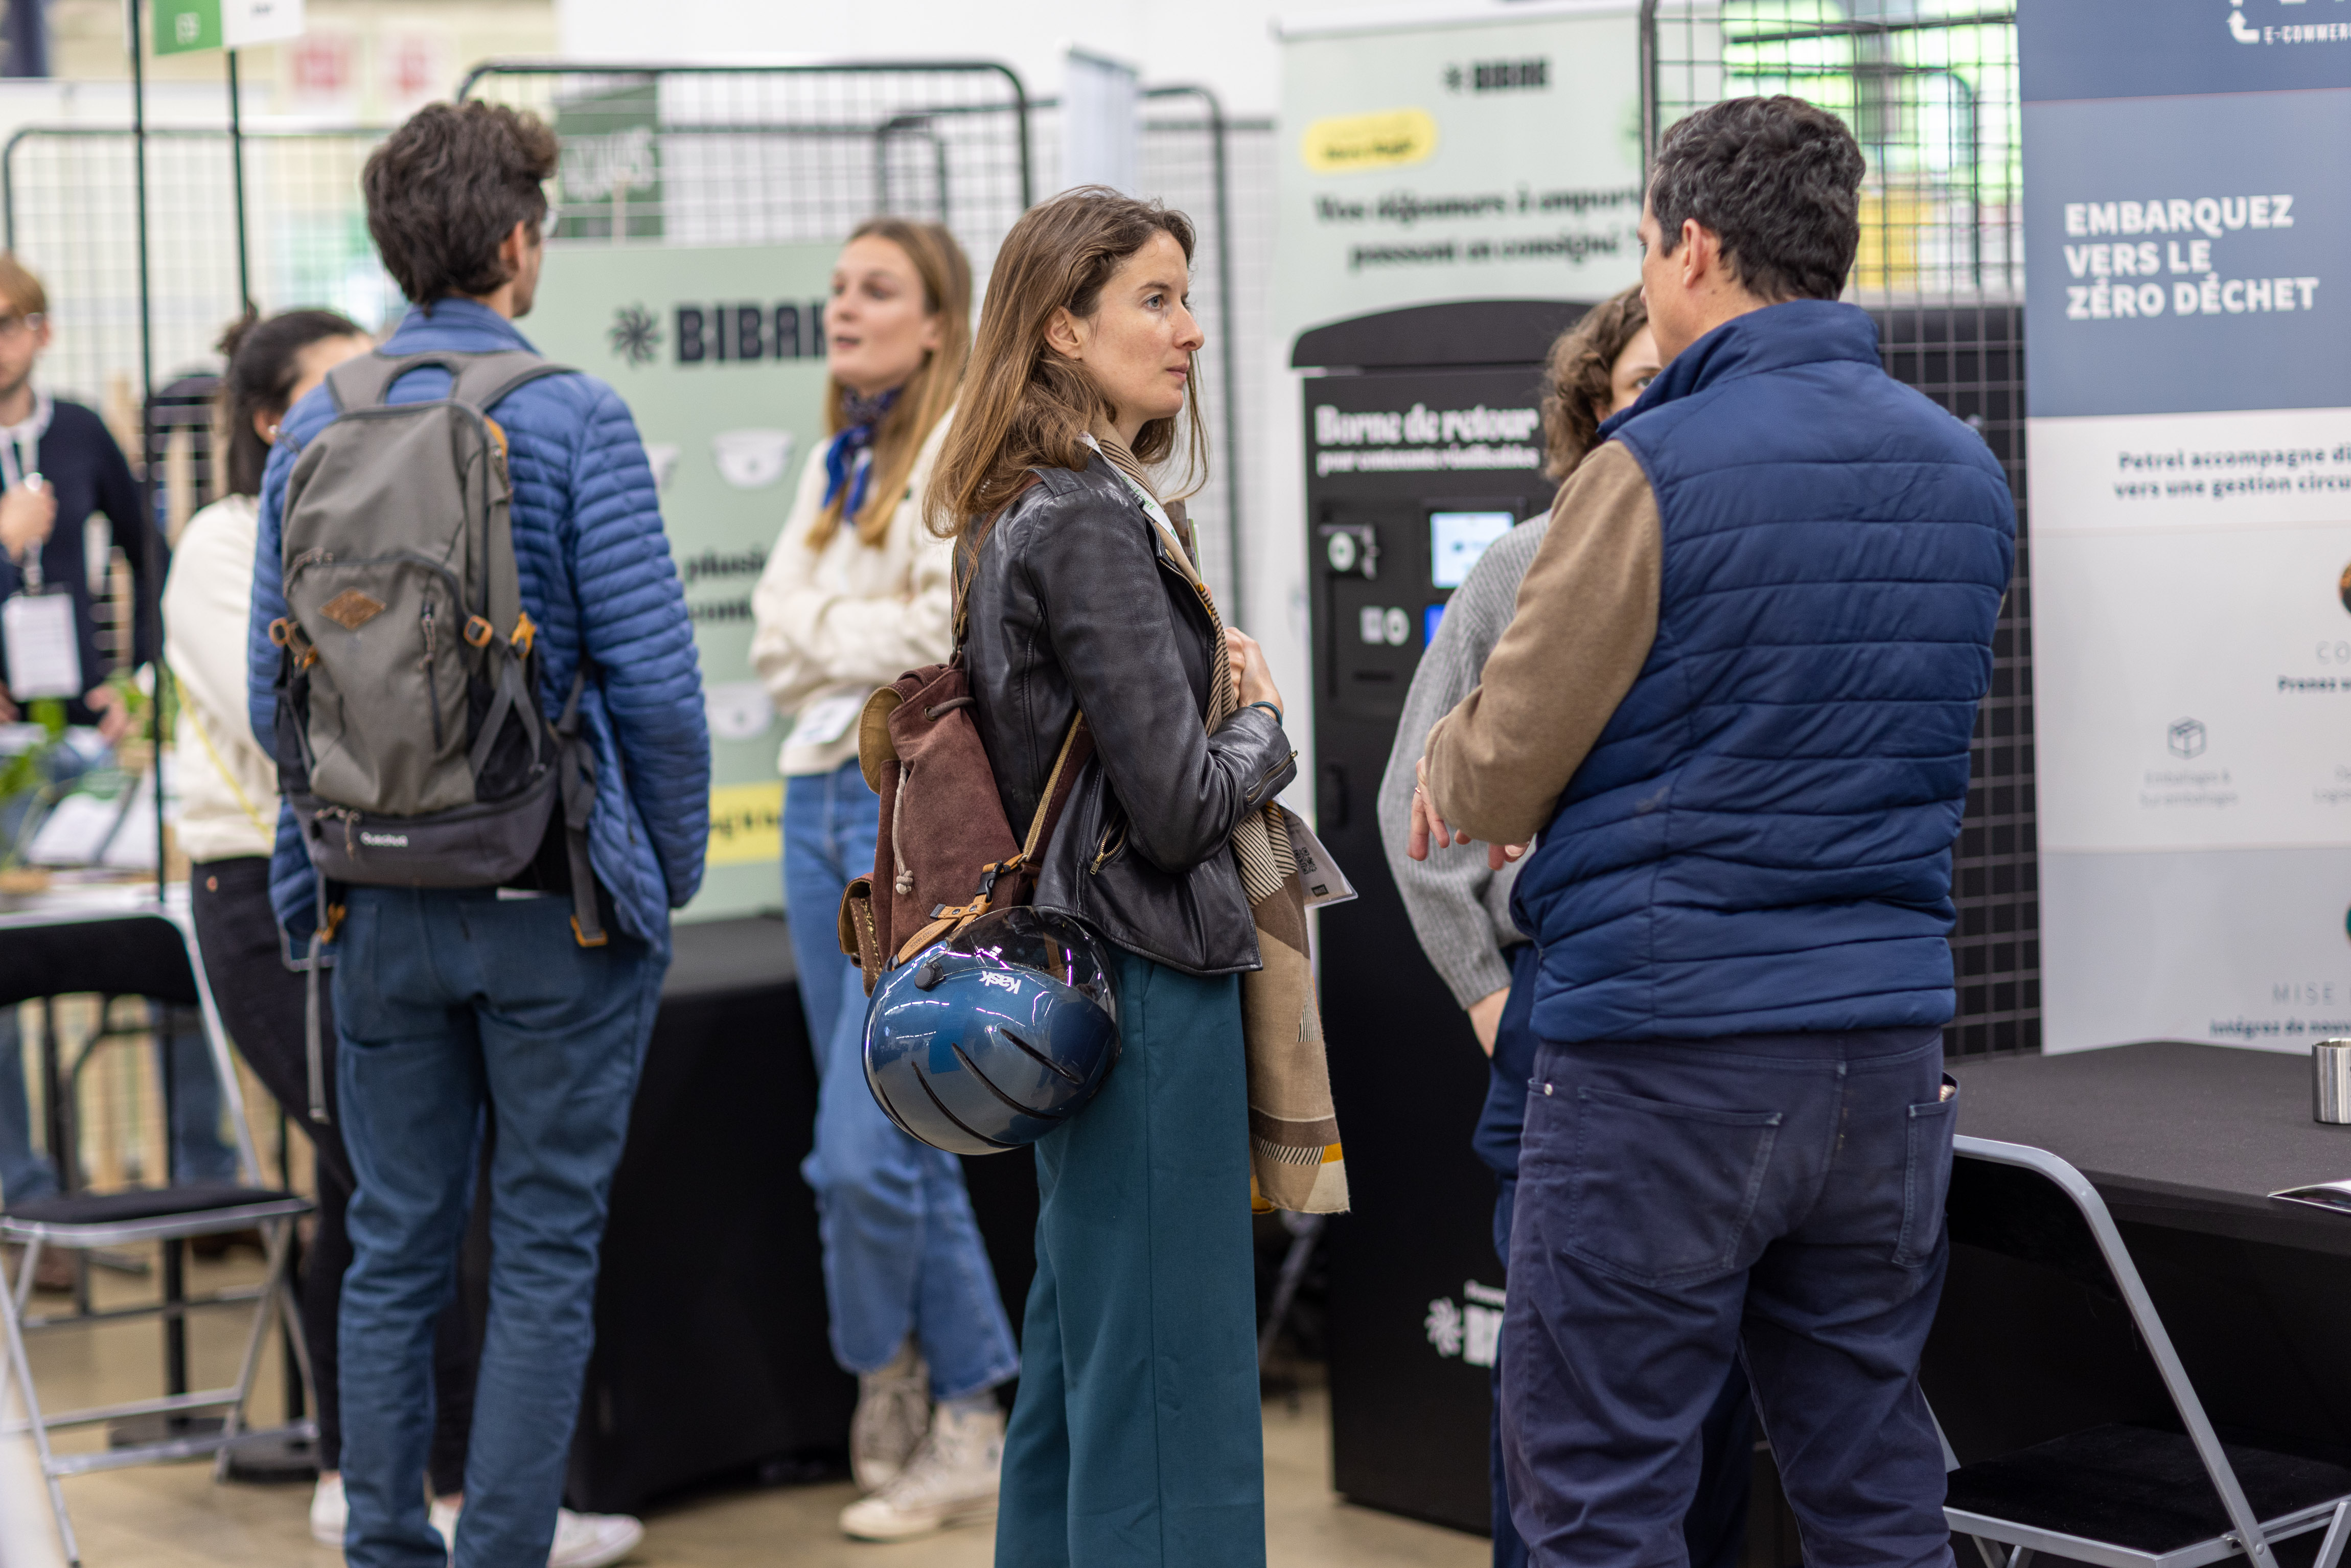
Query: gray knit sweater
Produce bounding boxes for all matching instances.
[1376,516,1548,1008]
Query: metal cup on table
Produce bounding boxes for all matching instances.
[2314,1040,2351,1124]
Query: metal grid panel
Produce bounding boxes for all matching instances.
[3,127,399,411]
[1647,1,2037,1055]
[460,64,1034,280]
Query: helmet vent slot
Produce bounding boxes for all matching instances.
[999,1027,1085,1085]
[913,1067,1022,1150]
[953,1041,1072,1120]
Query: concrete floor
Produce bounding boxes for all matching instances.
[3,1247,1487,1568]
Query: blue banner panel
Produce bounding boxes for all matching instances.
[2021,0,2351,103]
[2023,90,2351,418]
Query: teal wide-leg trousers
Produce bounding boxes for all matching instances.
[995,947,1267,1567]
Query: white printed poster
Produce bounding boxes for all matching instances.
[2025,0,2351,1050]
[1273,0,1645,339]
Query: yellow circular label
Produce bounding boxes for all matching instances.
[1299,108,1439,174]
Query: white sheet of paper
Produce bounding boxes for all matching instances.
[1280,806,1357,909]
[2,591,82,699]
[792,691,865,748]
[27,792,122,866]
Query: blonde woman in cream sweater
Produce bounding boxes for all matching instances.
[748,218,1015,1546]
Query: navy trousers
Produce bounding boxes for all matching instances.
[1483,946,1752,1568]
[1503,1027,1954,1568]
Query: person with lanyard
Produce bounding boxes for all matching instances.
[748,217,1020,1544]
[0,252,233,1271]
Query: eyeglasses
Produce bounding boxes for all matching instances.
[0,312,45,340]
[536,207,563,241]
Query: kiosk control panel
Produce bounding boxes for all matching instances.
[1295,299,1587,1532]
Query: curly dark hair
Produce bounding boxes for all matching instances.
[1649,96,1864,303]
[362,102,558,309]
[1539,287,1649,479]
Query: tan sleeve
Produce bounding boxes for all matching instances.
[1423,440,1662,846]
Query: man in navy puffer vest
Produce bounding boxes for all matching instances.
[1413,98,2014,1565]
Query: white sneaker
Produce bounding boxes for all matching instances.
[428,1500,644,1568]
[838,1402,1004,1542]
[310,1473,346,1547]
[849,1339,931,1493]
[546,1510,646,1568]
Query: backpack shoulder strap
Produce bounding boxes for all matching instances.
[321,350,574,416]
[324,350,447,412]
[449,352,577,414]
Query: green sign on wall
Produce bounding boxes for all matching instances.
[524,242,837,924]
[152,0,223,54]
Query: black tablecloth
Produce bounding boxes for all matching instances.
[1933,1040,2351,1483]
[1952,1040,2351,1256]
[569,914,1038,1514]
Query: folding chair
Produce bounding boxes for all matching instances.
[1939,1136,2351,1568]
[0,897,312,1567]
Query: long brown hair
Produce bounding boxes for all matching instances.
[1539,286,1650,479]
[927,187,1208,549]
[809,218,973,551]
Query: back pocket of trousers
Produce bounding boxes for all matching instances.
[1564,1087,1782,1288]
[1893,1082,1958,1268]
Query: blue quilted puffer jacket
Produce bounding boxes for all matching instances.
[247,299,709,955]
[1509,299,2016,1044]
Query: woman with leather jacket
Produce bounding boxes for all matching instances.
[930,187,1297,1566]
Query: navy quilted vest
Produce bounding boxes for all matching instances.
[1510,300,2016,1044]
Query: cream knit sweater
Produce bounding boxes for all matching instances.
[749,408,957,777]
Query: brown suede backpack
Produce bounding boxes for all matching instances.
[836,551,1091,996]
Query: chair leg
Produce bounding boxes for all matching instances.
[0,1239,78,1566]
[211,1217,294,1482]
[2313,1499,2351,1568]
[1969,1538,2005,1568]
[2006,1549,2034,1568]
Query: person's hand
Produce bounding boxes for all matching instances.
[1467,987,1508,1057]
[1225,627,1284,717]
[84,683,135,745]
[1409,755,1529,869]
[0,683,15,723]
[0,480,54,562]
[1408,755,1467,860]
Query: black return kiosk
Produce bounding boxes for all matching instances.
[1297,297,1588,1534]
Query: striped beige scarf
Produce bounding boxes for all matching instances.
[1093,430,1349,1214]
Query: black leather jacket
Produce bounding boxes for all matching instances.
[964,453,1297,975]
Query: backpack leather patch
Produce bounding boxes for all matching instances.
[319,589,386,630]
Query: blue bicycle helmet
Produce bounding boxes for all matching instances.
[863,907,1119,1155]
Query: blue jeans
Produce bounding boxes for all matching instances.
[998,948,1265,1567]
[1503,1027,1954,1568]
[331,887,663,1568]
[781,758,1017,1397]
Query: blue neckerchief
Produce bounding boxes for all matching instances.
[822,387,899,522]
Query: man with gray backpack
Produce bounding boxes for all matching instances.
[246,101,708,1568]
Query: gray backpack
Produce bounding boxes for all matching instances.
[267,350,605,960]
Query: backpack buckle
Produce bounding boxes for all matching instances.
[570,915,608,949]
[511,612,536,655]
[464,615,495,648]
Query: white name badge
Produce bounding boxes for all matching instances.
[791,691,865,748]
[2,589,81,699]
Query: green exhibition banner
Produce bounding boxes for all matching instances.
[524,242,836,923]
